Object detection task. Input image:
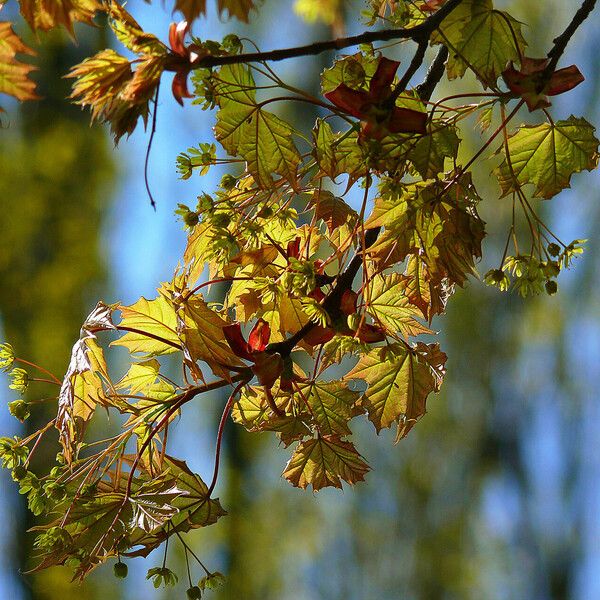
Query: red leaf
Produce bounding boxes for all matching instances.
[547,65,584,96]
[368,57,399,98]
[324,84,370,119]
[223,324,253,360]
[340,290,358,316]
[303,326,335,347]
[355,323,386,343]
[168,21,189,57]
[388,107,427,135]
[172,70,193,106]
[286,237,301,259]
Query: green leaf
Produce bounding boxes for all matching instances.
[365,272,433,338]
[495,116,600,199]
[345,343,445,437]
[214,64,300,188]
[300,380,361,436]
[283,435,370,490]
[408,121,461,178]
[116,359,160,394]
[432,0,527,87]
[112,295,180,356]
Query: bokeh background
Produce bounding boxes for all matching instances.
[1,0,600,598]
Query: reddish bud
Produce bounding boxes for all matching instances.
[223,323,254,360]
[252,352,283,389]
[356,323,386,343]
[248,319,270,352]
[287,237,301,259]
[169,21,189,57]
[340,290,358,316]
[303,325,335,347]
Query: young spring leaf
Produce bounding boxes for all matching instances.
[365,272,434,339]
[283,435,370,491]
[432,0,527,87]
[111,294,181,356]
[495,116,600,199]
[0,22,39,104]
[345,343,445,438]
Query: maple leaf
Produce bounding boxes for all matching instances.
[111,295,181,356]
[19,0,100,34]
[365,272,434,339]
[283,435,370,491]
[495,116,599,199]
[299,380,362,436]
[108,2,167,56]
[502,57,584,111]
[345,343,445,438]
[432,0,527,87]
[324,56,427,140]
[0,22,39,104]
[176,294,245,380]
[57,302,116,464]
[116,359,160,395]
[214,63,301,188]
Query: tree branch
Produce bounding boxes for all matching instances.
[416,46,449,101]
[166,0,464,72]
[267,227,381,358]
[542,0,597,84]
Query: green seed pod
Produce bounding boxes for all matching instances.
[113,561,128,579]
[186,586,202,599]
[547,243,561,257]
[545,280,558,295]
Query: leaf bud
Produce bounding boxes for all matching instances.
[184,211,199,227]
[222,34,242,54]
[8,399,30,422]
[545,280,558,295]
[220,174,237,190]
[8,368,28,393]
[11,465,28,481]
[0,343,15,372]
[212,213,231,228]
[547,243,561,257]
[113,561,128,579]
[186,586,202,599]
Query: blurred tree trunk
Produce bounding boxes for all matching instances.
[0,20,116,600]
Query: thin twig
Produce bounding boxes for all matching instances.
[542,0,597,85]
[144,82,160,211]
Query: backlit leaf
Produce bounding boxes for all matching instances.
[432,0,527,87]
[365,272,433,338]
[214,64,301,188]
[495,116,599,199]
[19,0,100,34]
[283,435,370,490]
[299,380,361,436]
[0,22,39,103]
[112,295,181,356]
[345,343,443,436]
